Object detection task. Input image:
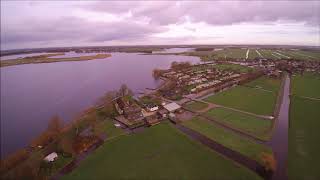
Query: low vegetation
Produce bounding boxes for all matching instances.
[213,63,253,73]
[204,86,277,115]
[184,101,209,111]
[289,73,320,180]
[0,53,112,67]
[244,76,281,92]
[204,108,272,140]
[291,73,320,99]
[182,117,273,165]
[62,123,261,180]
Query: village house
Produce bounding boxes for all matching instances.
[44,152,58,162]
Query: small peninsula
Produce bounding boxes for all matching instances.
[0,53,112,67]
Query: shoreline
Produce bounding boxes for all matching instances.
[0,53,112,68]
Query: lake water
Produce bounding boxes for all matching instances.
[0,51,200,158]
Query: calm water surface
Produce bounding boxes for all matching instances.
[0,52,200,158]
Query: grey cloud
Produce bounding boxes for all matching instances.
[1,16,166,48]
[82,1,320,26]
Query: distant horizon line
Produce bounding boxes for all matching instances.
[1,44,320,52]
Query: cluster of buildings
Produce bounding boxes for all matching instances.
[114,95,183,129]
[159,63,259,99]
[227,58,320,76]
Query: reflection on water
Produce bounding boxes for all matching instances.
[0,52,200,158]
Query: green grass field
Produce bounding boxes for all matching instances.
[182,117,272,165]
[226,48,247,59]
[248,49,261,60]
[245,76,281,92]
[184,101,209,111]
[204,86,277,115]
[62,123,261,180]
[204,108,272,140]
[284,50,320,61]
[288,97,320,180]
[95,119,125,139]
[188,48,320,61]
[214,64,253,73]
[291,73,320,99]
[259,49,281,60]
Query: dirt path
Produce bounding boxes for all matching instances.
[174,124,266,178]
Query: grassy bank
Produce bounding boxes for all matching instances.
[0,53,112,67]
[62,123,261,180]
[182,117,272,165]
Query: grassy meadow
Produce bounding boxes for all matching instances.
[204,86,277,115]
[204,108,272,140]
[289,72,320,180]
[182,117,272,165]
[62,123,261,180]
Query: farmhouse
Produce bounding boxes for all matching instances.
[163,102,181,112]
[44,152,58,162]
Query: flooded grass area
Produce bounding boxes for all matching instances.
[204,86,277,115]
[182,117,272,165]
[62,123,261,180]
[204,108,272,140]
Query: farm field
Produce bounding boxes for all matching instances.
[182,117,272,165]
[204,86,277,116]
[184,101,209,111]
[288,97,320,180]
[214,63,253,73]
[95,119,126,139]
[259,49,281,60]
[244,76,281,92]
[62,123,261,180]
[185,48,320,61]
[204,108,272,140]
[225,48,247,59]
[291,73,320,99]
[284,50,320,61]
[248,49,261,59]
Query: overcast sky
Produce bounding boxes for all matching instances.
[1,1,319,50]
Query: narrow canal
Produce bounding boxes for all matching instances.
[268,74,290,180]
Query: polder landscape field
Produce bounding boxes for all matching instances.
[1,45,319,180]
[289,73,320,180]
[62,123,261,180]
[182,47,320,61]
